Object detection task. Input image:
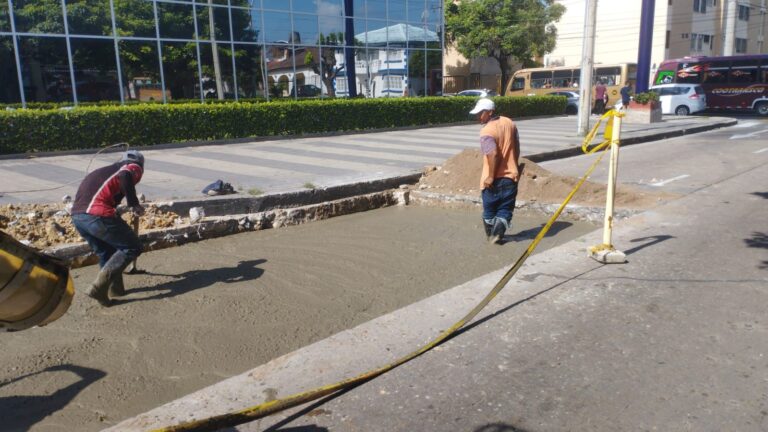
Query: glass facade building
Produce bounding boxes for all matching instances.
[0,0,443,105]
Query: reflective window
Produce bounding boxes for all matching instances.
[319,0,343,17]
[352,17,365,45]
[230,7,260,42]
[425,48,440,95]
[408,0,425,24]
[293,45,323,98]
[352,0,365,17]
[292,0,316,14]
[0,37,22,103]
[1,2,10,32]
[13,0,65,34]
[161,41,199,100]
[292,13,318,45]
[407,48,425,96]
[18,36,73,102]
[198,5,232,42]
[365,0,385,20]
[199,42,235,98]
[319,14,343,45]
[70,37,120,101]
[233,43,264,98]
[157,2,195,40]
[408,24,426,49]
[114,0,156,38]
[263,11,291,43]
[389,0,406,22]
[262,0,288,11]
[426,0,440,25]
[118,39,163,102]
[66,0,112,36]
[265,44,293,98]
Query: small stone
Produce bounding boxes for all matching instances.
[189,207,205,223]
[61,194,72,203]
[399,184,409,190]
[138,193,146,203]
[419,184,428,190]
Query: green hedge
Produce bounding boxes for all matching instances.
[0,96,565,154]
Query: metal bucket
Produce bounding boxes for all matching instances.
[0,230,74,332]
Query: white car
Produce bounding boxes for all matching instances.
[457,89,498,97]
[649,84,707,116]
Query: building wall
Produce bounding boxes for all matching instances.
[0,0,444,105]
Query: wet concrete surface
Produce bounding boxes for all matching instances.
[0,205,597,432]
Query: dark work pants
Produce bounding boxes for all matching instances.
[72,213,142,267]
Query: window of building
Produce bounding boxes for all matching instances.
[665,30,670,49]
[690,33,711,52]
[384,74,402,90]
[693,0,707,13]
[735,38,747,53]
[738,5,749,21]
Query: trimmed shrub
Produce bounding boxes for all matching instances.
[0,96,565,154]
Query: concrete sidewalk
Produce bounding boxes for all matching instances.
[107,126,767,431]
[0,115,735,205]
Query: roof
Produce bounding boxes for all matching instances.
[355,23,439,46]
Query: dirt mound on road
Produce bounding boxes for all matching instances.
[417,149,676,209]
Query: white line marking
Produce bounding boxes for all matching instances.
[754,147,768,154]
[650,175,690,187]
[733,121,760,128]
[730,128,768,140]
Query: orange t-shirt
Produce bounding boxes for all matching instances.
[479,116,520,189]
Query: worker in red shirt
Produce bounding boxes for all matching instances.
[71,150,145,307]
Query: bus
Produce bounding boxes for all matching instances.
[653,54,768,115]
[505,63,637,108]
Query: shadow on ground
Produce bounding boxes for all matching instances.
[475,422,532,432]
[507,221,573,243]
[0,364,106,432]
[115,259,267,304]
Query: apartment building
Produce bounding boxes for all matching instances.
[546,0,767,80]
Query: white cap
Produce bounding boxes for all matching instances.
[469,98,495,115]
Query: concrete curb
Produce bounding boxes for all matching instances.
[526,117,736,162]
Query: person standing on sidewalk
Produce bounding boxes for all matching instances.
[620,81,633,109]
[72,150,145,307]
[594,80,607,114]
[469,98,521,244]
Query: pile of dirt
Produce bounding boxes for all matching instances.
[0,203,181,249]
[417,149,676,209]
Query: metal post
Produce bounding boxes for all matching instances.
[60,0,79,105]
[208,0,224,100]
[577,0,597,136]
[344,0,357,97]
[636,0,656,93]
[7,0,27,107]
[723,0,737,56]
[108,0,125,103]
[227,0,238,100]
[192,3,205,102]
[152,0,167,103]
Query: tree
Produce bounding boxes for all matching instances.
[445,0,565,95]
[304,33,346,98]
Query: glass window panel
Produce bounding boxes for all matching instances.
[230,7,260,42]
[426,48,440,95]
[18,36,73,102]
[319,14,343,45]
[262,0,288,11]
[1,2,10,32]
[13,0,65,34]
[292,0,316,14]
[66,0,111,35]
[676,61,704,84]
[197,5,231,41]
[0,37,22,103]
[157,2,195,40]
[263,11,291,43]
[118,39,164,102]
[408,0,426,23]
[233,43,264,99]
[293,45,322,98]
[199,41,234,98]
[114,0,156,38]
[318,0,343,16]
[352,0,365,17]
[265,44,293,98]
[407,48,425,96]
[354,47,371,97]
[352,17,365,45]
[388,0,405,22]
[365,0,385,19]
[70,37,120,101]
[426,0,439,25]
[292,13,318,45]
[408,25,426,48]
[309,45,341,96]
[161,41,199,100]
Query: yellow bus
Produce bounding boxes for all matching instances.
[505,63,637,108]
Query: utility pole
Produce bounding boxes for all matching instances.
[757,0,766,53]
[577,0,598,137]
[636,0,656,93]
[208,0,224,100]
[723,0,737,56]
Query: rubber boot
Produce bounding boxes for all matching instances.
[489,219,507,244]
[483,220,493,240]
[108,273,126,297]
[85,251,130,307]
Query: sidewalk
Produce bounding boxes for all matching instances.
[0,115,735,205]
[107,128,768,431]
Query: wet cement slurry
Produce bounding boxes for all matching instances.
[0,206,597,431]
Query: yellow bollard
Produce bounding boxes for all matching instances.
[589,113,627,264]
[0,230,74,331]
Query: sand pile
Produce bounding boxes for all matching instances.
[0,203,181,249]
[417,149,677,209]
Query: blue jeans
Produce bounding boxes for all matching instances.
[482,177,518,226]
[72,213,142,268]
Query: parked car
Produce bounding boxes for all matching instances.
[545,90,580,115]
[649,83,706,115]
[294,84,322,97]
[457,89,498,97]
